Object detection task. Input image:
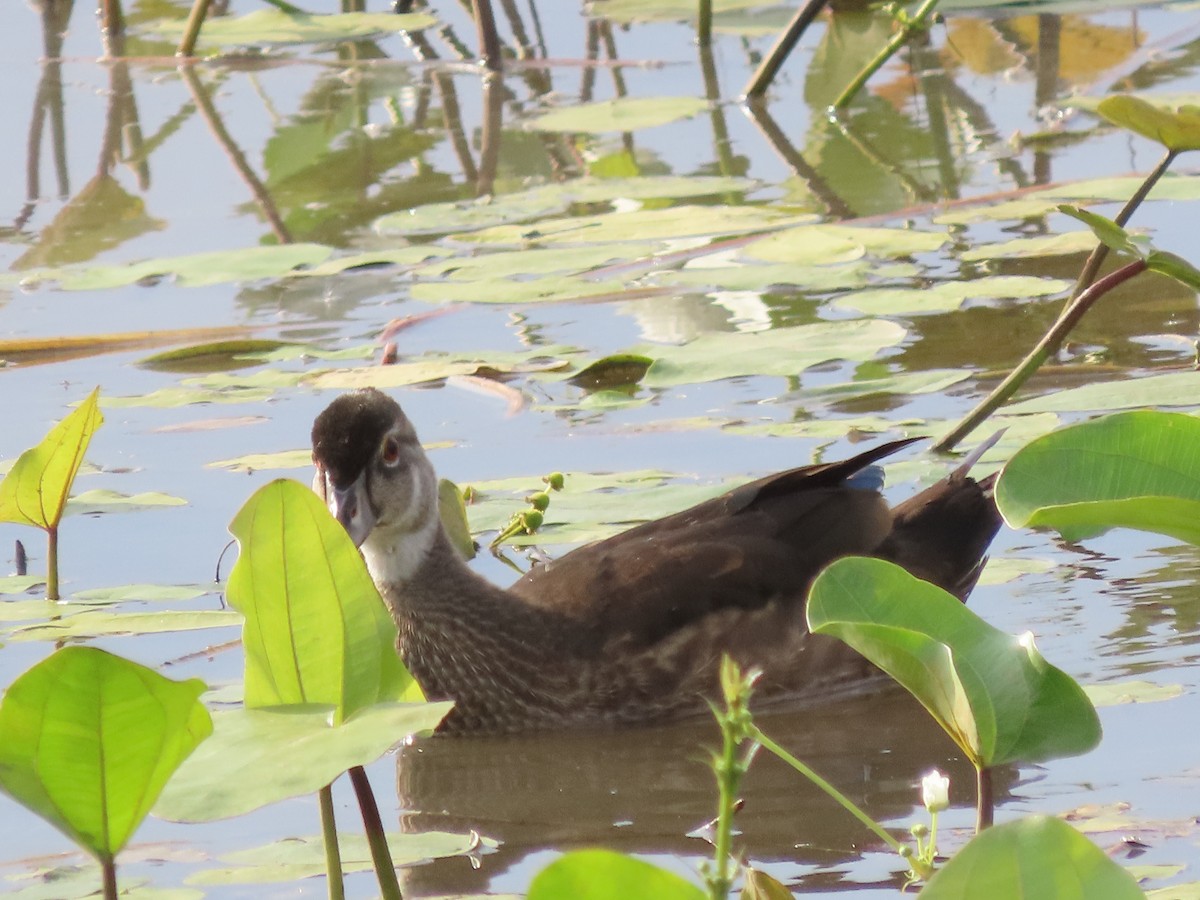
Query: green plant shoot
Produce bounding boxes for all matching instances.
[0,387,103,600]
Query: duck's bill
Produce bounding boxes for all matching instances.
[317,468,376,548]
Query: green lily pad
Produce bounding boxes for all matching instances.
[808,557,1100,768]
[4,609,242,641]
[1005,372,1200,414]
[69,584,213,604]
[0,647,211,859]
[11,245,334,291]
[523,97,709,134]
[961,230,1098,261]
[206,449,314,473]
[66,489,188,514]
[150,10,437,47]
[831,276,1071,316]
[996,410,1200,544]
[455,205,806,246]
[1084,680,1184,707]
[101,387,277,408]
[188,831,492,885]
[642,319,907,387]
[0,575,48,595]
[921,816,1143,899]
[744,223,947,264]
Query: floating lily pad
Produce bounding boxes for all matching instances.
[11,245,334,292]
[66,489,188,514]
[4,610,242,641]
[831,276,1071,316]
[1098,94,1200,153]
[1083,680,1184,707]
[1004,372,1200,414]
[101,387,277,409]
[744,223,947,264]
[207,449,314,473]
[961,231,1098,261]
[69,584,213,604]
[641,319,907,387]
[523,96,709,134]
[188,831,493,885]
[149,10,437,47]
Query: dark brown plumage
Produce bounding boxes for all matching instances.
[312,388,1001,733]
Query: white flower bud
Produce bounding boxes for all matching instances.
[922,769,950,813]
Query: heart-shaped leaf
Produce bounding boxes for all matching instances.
[996,410,1200,545]
[807,557,1100,768]
[0,647,210,859]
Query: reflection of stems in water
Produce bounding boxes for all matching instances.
[743,98,854,219]
[908,31,960,200]
[975,766,993,831]
[1032,15,1060,185]
[833,0,941,110]
[744,0,829,98]
[101,60,150,189]
[937,145,1179,452]
[831,116,937,204]
[473,0,503,71]
[933,260,1148,452]
[319,784,347,900]
[477,72,504,195]
[99,0,124,47]
[699,45,737,182]
[22,0,74,228]
[752,725,907,857]
[177,64,293,244]
[349,765,403,900]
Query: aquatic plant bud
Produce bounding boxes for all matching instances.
[921,770,950,814]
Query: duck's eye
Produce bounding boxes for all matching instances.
[381,437,402,467]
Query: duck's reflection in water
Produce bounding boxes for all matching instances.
[394,685,1001,896]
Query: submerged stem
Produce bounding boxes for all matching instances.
[319,784,345,900]
[752,726,905,855]
[350,765,403,900]
[934,259,1148,451]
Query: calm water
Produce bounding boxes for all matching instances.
[3,0,1200,896]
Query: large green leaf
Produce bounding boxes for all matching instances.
[996,411,1200,544]
[920,816,1144,899]
[227,479,423,720]
[807,557,1100,768]
[0,647,210,859]
[153,703,449,822]
[527,850,705,900]
[0,389,102,529]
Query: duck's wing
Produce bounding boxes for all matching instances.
[507,439,919,650]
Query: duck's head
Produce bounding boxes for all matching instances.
[311,388,436,553]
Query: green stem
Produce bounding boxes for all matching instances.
[349,765,403,900]
[100,855,117,900]
[697,0,712,48]
[743,0,830,98]
[1065,148,1177,305]
[751,726,904,855]
[709,716,740,898]
[933,258,1147,451]
[46,526,58,602]
[975,766,993,832]
[177,0,211,57]
[833,0,941,110]
[319,784,345,900]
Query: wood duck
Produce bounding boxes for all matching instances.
[311,388,1001,734]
